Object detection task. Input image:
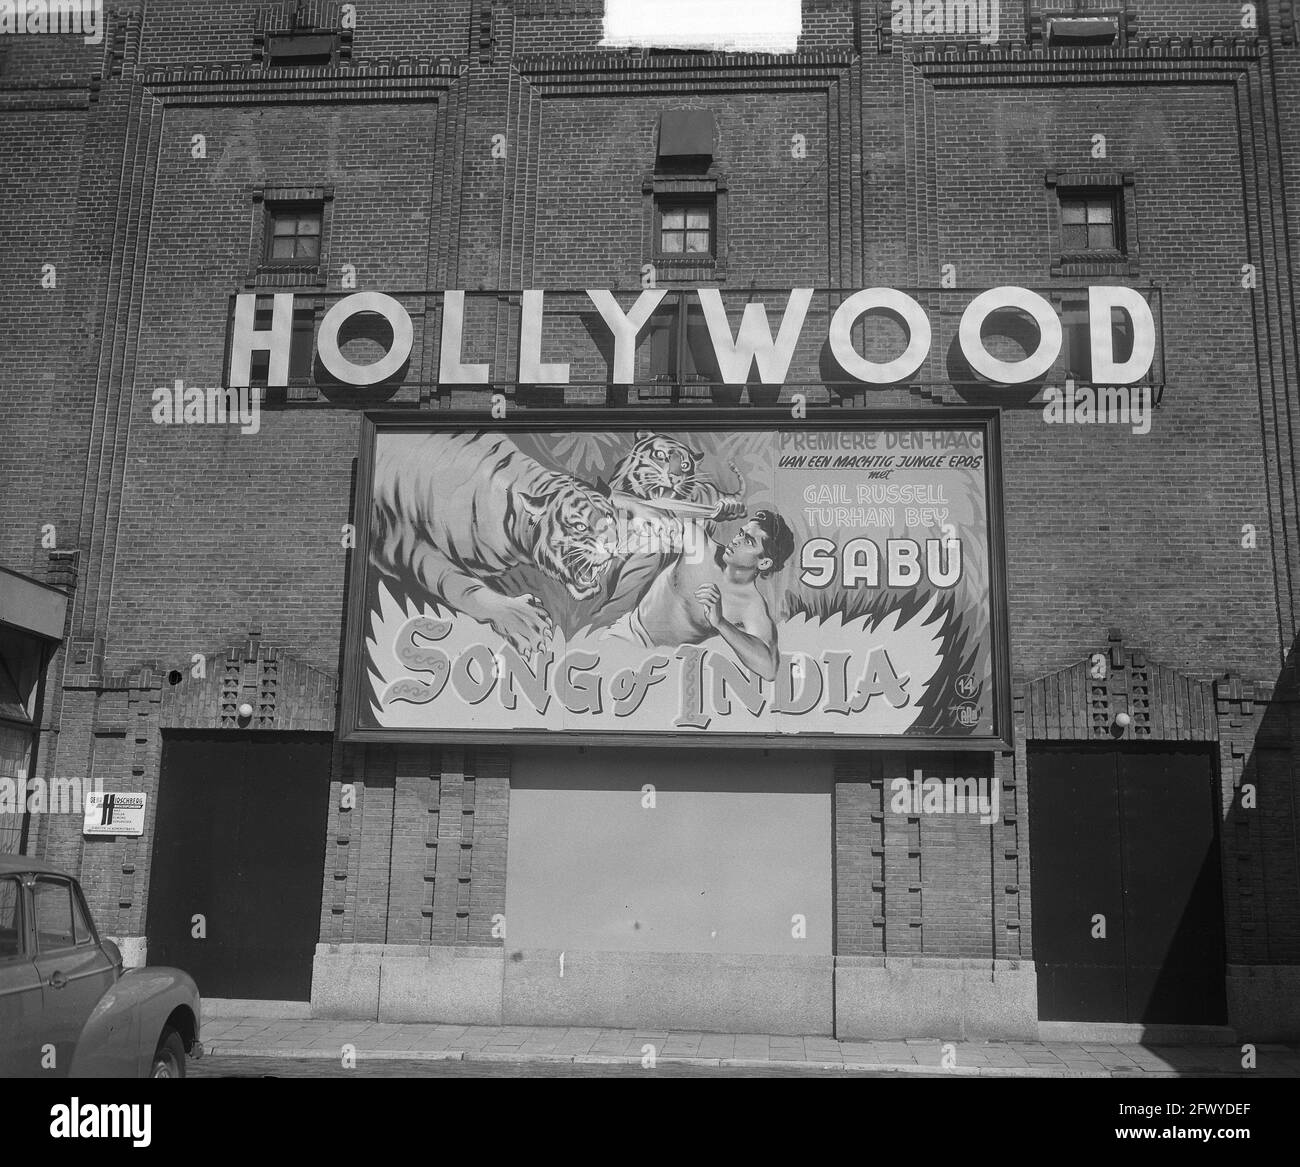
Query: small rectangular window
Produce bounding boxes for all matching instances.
[33,878,75,952]
[265,204,323,265]
[1042,1,1122,47]
[1058,189,1123,256]
[656,197,715,259]
[0,877,23,960]
[268,32,338,67]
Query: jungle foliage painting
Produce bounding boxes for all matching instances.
[344,417,1007,744]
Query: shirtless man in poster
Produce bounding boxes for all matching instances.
[605,510,795,683]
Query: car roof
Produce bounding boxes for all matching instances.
[0,854,73,878]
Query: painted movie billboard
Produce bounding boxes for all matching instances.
[342,413,1010,746]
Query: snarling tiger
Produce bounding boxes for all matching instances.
[608,431,746,518]
[370,432,618,654]
[593,431,749,624]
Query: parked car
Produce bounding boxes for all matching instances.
[0,855,202,1078]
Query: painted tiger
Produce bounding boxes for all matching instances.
[594,431,748,624]
[370,431,619,654]
[608,431,746,517]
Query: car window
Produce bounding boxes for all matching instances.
[71,885,93,945]
[33,878,76,951]
[0,877,22,959]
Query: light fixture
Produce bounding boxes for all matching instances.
[1114,711,1132,729]
[237,702,254,720]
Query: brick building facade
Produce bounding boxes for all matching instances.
[2,0,1300,1039]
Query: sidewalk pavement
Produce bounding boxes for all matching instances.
[197,1015,1300,1076]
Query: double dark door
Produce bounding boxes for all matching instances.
[147,733,331,1001]
[1028,743,1226,1024]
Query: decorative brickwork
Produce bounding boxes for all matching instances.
[1026,3,1138,50]
[157,628,336,732]
[835,750,1021,961]
[1015,629,1218,743]
[317,744,510,947]
[252,0,354,67]
[1013,629,1300,968]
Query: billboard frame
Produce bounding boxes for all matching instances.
[339,408,1014,751]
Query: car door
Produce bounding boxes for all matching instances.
[30,876,116,1076]
[0,874,43,1077]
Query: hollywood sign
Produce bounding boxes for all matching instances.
[226,286,1156,389]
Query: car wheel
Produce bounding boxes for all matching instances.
[149,1028,186,1079]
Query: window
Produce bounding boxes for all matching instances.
[0,877,22,959]
[1045,171,1138,274]
[1059,190,1121,255]
[265,204,323,265]
[1030,2,1129,49]
[657,198,715,258]
[268,31,338,66]
[1055,189,1118,253]
[71,885,93,945]
[643,108,726,276]
[249,186,333,288]
[254,1,351,68]
[33,878,75,951]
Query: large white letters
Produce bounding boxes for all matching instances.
[697,287,814,384]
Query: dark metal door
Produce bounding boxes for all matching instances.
[146,733,331,1001]
[1118,748,1226,1023]
[1028,748,1127,1021]
[1028,743,1226,1024]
